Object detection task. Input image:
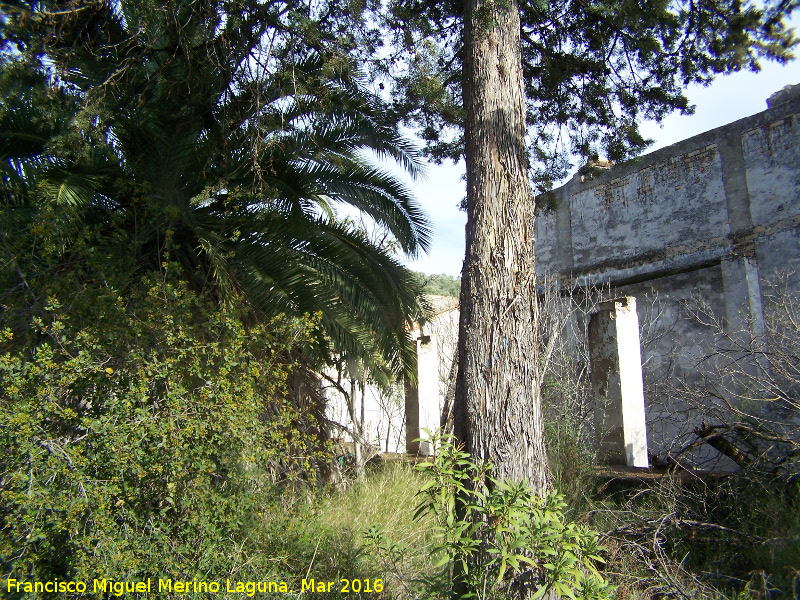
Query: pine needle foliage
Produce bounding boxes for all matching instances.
[379,0,798,186]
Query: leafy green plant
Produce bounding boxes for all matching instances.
[0,272,325,595]
[369,433,615,600]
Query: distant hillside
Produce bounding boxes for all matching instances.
[413,271,461,298]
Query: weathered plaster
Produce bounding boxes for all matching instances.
[535,90,800,466]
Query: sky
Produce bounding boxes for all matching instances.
[400,14,800,277]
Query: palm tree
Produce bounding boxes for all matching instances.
[1,0,430,379]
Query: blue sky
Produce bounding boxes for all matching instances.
[402,16,800,277]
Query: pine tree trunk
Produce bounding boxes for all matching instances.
[454,0,548,490]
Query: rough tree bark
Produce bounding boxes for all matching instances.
[453,0,548,490]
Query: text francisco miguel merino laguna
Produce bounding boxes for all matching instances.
[6,577,298,595]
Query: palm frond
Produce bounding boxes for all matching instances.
[1,1,431,381]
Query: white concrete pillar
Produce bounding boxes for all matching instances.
[405,333,440,455]
[588,297,649,467]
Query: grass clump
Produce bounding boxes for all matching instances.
[234,462,434,599]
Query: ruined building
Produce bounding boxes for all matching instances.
[534,85,800,467]
[347,85,800,467]
[400,85,800,468]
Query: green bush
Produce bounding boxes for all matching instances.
[0,274,323,595]
[369,435,615,600]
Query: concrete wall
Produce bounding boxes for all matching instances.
[405,296,459,455]
[324,295,459,457]
[324,370,405,454]
[535,90,800,467]
[538,94,800,289]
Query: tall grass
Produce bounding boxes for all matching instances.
[247,462,435,599]
[318,462,430,541]
[246,427,798,600]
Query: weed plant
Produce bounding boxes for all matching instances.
[364,435,615,600]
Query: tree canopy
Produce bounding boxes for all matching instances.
[413,271,461,297]
[380,0,798,186]
[1,0,432,379]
